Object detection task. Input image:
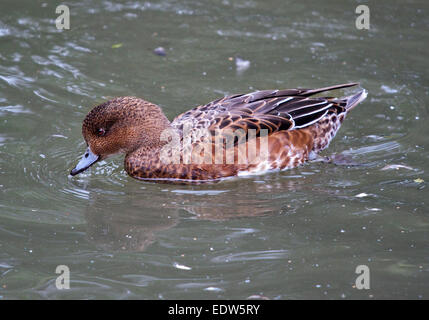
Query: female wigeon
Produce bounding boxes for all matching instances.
[70,83,367,182]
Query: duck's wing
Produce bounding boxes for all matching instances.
[171,83,359,135]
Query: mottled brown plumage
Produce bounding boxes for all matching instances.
[70,83,367,183]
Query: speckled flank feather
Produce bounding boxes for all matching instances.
[72,84,367,183]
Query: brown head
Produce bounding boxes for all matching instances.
[70,97,170,176]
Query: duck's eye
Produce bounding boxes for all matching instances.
[97,128,106,136]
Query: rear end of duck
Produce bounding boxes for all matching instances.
[236,84,368,177]
[307,87,368,154]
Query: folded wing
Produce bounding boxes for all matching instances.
[171,83,359,137]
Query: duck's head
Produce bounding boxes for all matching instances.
[70,96,170,176]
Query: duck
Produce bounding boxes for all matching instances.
[70,83,367,183]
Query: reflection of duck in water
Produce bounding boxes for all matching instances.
[70,83,367,183]
[84,195,178,252]
[83,177,307,251]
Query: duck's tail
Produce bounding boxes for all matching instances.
[301,82,367,112]
[344,88,368,112]
[303,82,360,96]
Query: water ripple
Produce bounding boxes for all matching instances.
[211,250,289,263]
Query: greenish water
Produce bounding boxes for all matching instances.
[1,0,429,299]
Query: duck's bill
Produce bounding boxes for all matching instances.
[70,147,99,176]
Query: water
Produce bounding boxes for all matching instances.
[1,0,428,299]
